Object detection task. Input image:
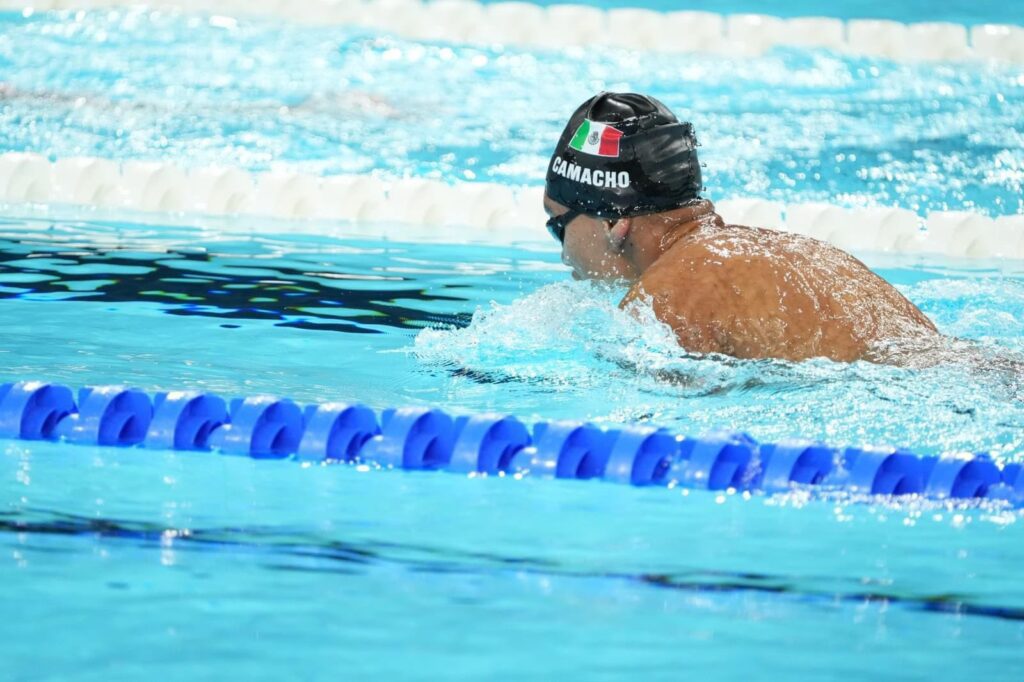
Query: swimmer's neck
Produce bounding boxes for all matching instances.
[625,199,723,275]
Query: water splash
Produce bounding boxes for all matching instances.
[414,279,1024,458]
[0,11,1021,214]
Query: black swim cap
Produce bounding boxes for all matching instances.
[545,92,702,219]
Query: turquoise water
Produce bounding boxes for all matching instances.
[2,4,1024,680]
[1,10,1022,215]
[3,214,1024,457]
[483,0,1015,25]
[3,215,1024,681]
[3,439,1024,680]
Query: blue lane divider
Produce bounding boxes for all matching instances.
[604,427,678,486]
[147,391,228,451]
[56,386,153,446]
[921,454,1002,499]
[297,403,379,462]
[448,414,530,474]
[834,446,926,496]
[0,381,74,440]
[756,440,837,492]
[524,421,610,479]
[672,431,758,490]
[0,379,1021,506]
[361,407,456,470]
[209,396,304,458]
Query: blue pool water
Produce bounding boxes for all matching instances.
[3,213,1024,679]
[4,440,1024,680]
[481,0,1018,25]
[3,215,1024,456]
[2,5,1024,680]
[0,10,1022,215]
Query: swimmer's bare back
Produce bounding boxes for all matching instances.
[621,218,939,362]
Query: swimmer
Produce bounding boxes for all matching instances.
[543,92,941,364]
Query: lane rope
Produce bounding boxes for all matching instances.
[7,1,1024,63]
[0,152,1021,259]
[1,379,1019,504]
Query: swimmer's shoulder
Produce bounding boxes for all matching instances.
[624,217,868,304]
[623,225,766,318]
[687,222,876,277]
[622,230,780,356]
[651,223,790,280]
[623,223,824,325]
[626,224,759,298]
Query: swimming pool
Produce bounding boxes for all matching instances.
[2,3,1024,680]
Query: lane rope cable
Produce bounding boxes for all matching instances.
[0,380,1021,505]
[7,1,1024,63]
[0,152,1021,259]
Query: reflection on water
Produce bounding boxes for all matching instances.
[5,506,1024,622]
[0,229,472,333]
[2,213,1024,459]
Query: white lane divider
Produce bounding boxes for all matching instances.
[5,0,1023,62]
[0,152,1021,259]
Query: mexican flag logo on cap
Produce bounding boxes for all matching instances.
[569,119,624,158]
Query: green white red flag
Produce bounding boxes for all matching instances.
[568,119,623,157]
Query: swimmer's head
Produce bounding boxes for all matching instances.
[543,92,703,281]
[545,92,703,228]
[543,194,639,281]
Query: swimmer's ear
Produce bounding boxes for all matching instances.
[604,218,632,250]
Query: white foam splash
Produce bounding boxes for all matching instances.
[412,276,1024,458]
[412,279,840,402]
[413,280,680,390]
